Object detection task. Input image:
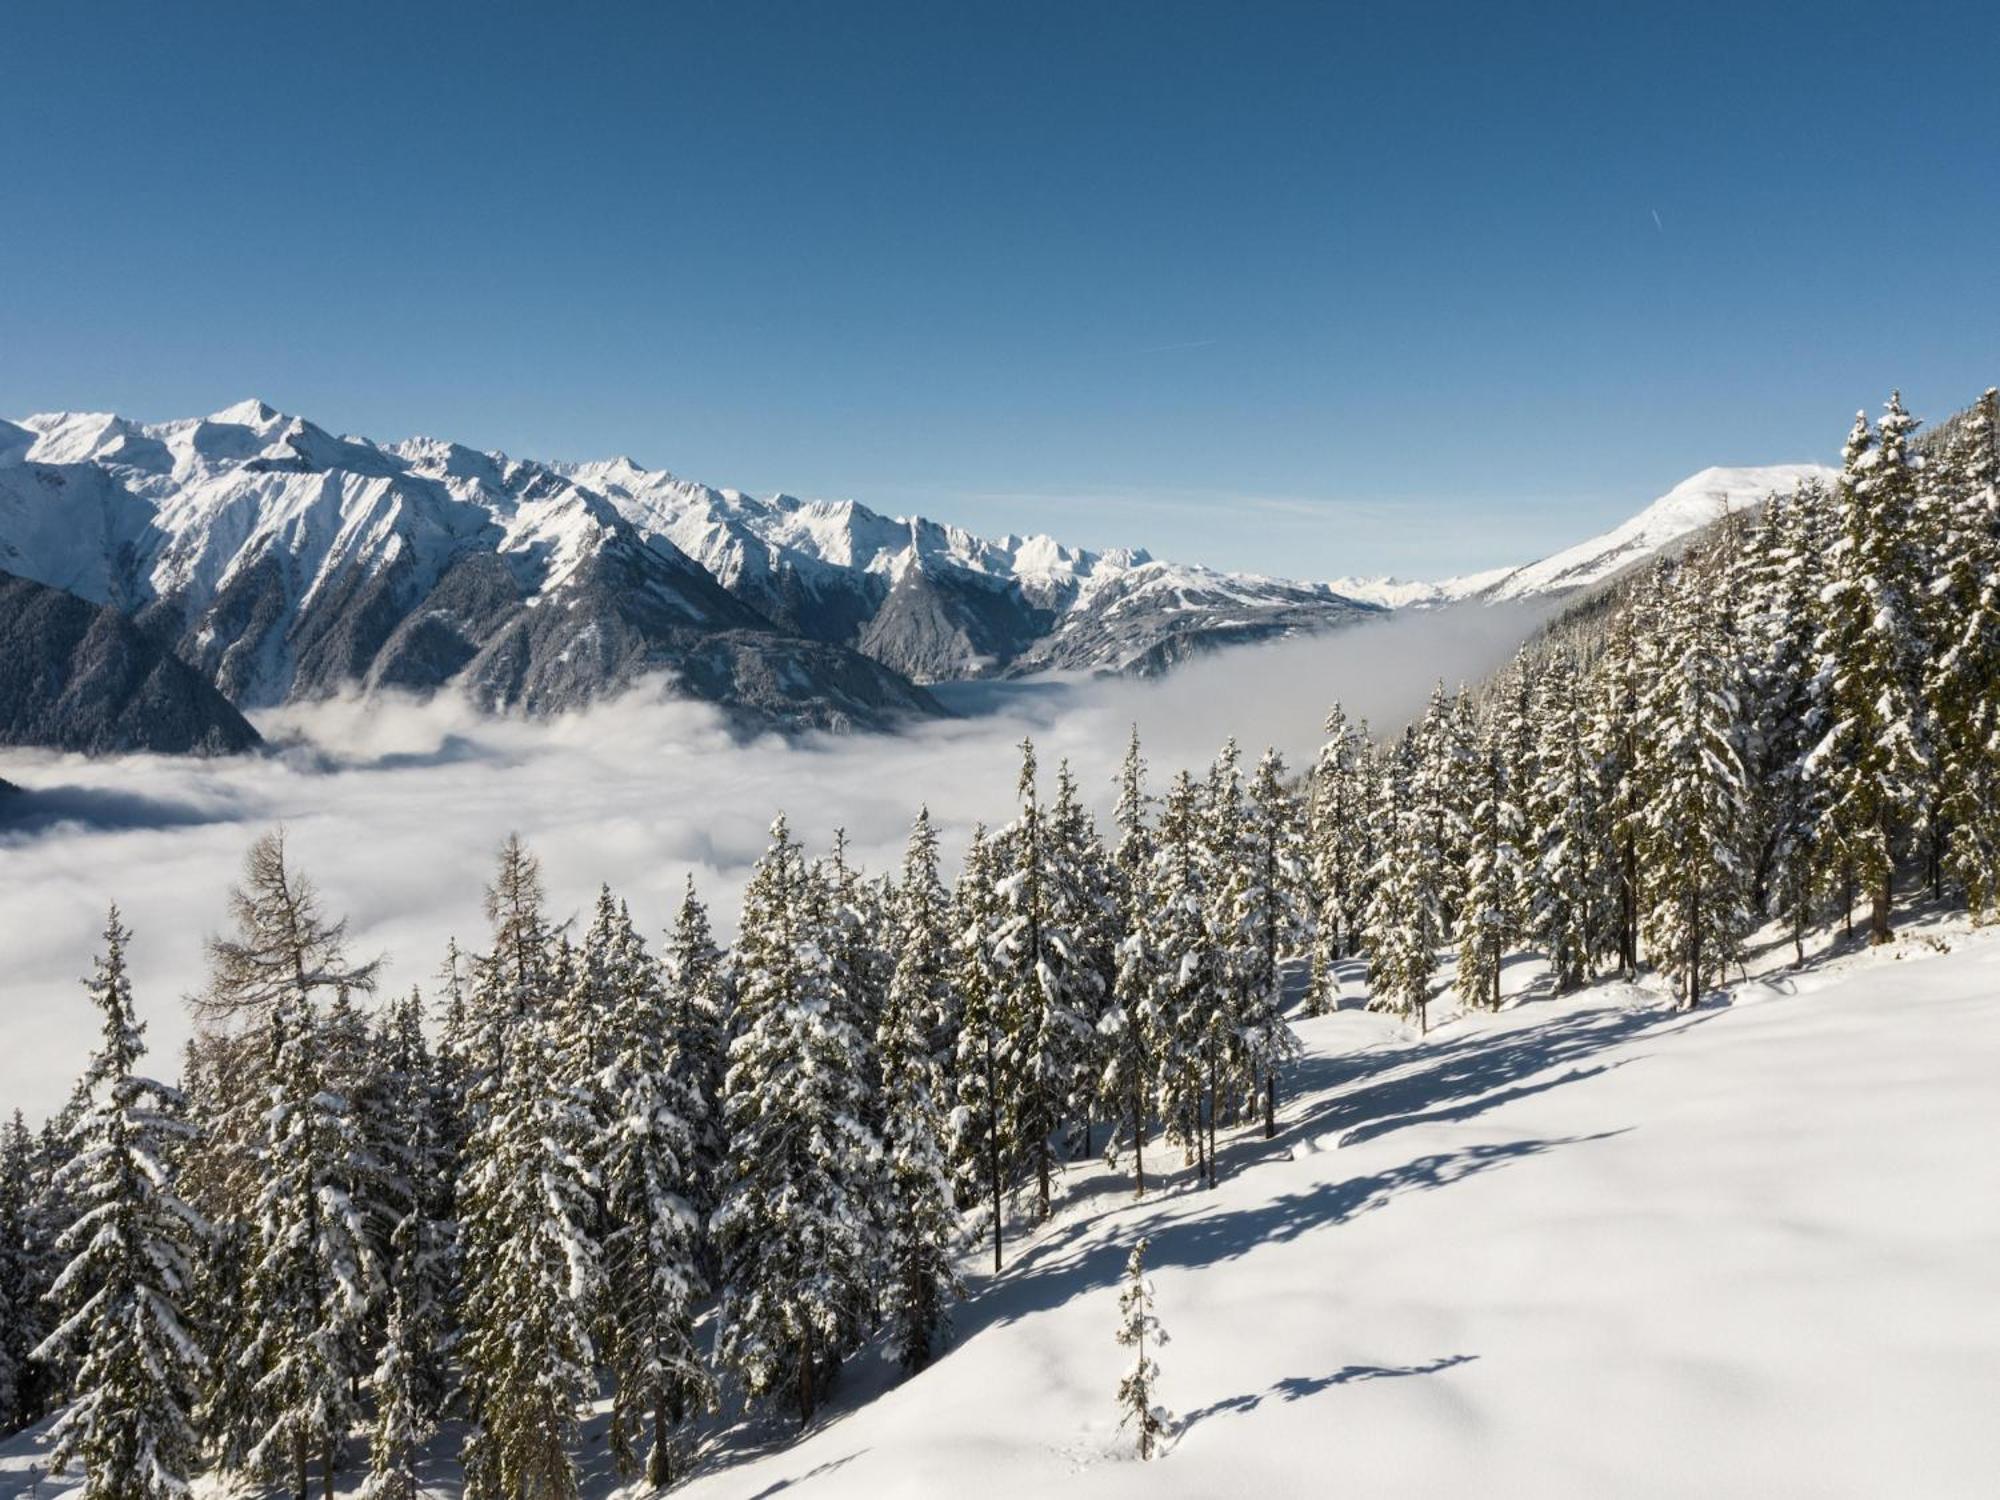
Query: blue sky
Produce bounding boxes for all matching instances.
[3,1,1995,578]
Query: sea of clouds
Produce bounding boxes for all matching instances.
[0,603,1548,1117]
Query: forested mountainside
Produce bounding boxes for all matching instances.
[0,569,261,755]
[0,387,1992,1498]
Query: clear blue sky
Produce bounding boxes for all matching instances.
[3,1,1995,578]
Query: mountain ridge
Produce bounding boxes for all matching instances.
[0,398,1833,745]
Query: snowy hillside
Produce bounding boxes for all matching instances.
[664,918,2000,1498]
[8,911,1991,1498]
[1330,464,1837,609]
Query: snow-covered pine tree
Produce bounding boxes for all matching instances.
[358,1300,427,1500]
[1926,390,2000,913]
[1146,771,1222,1184]
[1099,734,1158,1197]
[1233,748,1305,1137]
[1741,481,1834,961]
[713,816,884,1422]
[1457,727,1516,1014]
[1365,731,1442,1029]
[1591,607,1646,977]
[1050,759,1117,1160]
[239,995,382,1500]
[370,991,456,1421]
[824,829,893,1104]
[463,834,562,1109]
[1635,556,1755,1007]
[360,989,457,1500]
[35,909,206,1500]
[1530,649,1605,990]
[1114,1236,1170,1461]
[1306,703,1371,1012]
[456,1005,604,1500]
[990,739,1093,1221]
[1197,739,1252,1160]
[0,1109,57,1434]
[950,823,1013,1270]
[877,808,965,1373]
[1417,686,1478,938]
[591,895,712,1486]
[193,831,381,1500]
[1808,396,1935,943]
[665,876,731,1231]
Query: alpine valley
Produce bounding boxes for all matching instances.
[0,399,1831,752]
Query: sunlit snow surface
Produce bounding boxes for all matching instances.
[3,905,1995,1498]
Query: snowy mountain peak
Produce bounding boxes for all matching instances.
[205,397,281,428]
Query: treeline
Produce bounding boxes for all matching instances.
[1,385,1993,1500]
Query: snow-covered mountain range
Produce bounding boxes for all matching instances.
[0,398,1833,743]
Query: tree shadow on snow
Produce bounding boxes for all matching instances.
[1281,1000,1717,1153]
[964,1130,1626,1339]
[1182,1354,1480,1430]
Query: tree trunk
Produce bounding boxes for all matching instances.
[294,1436,308,1500]
[1870,869,1893,944]
[987,1036,1003,1273]
[322,1439,336,1500]
[1132,1086,1147,1198]
[647,1393,671,1488]
[1263,1071,1276,1139]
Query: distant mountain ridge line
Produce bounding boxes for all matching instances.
[0,398,1830,749]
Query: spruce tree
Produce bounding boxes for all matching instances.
[0,1110,56,1434]
[456,1007,603,1500]
[1145,772,1221,1184]
[1808,396,1934,943]
[1306,704,1371,1010]
[1927,390,2000,912]
[1365,732,1442,1029]
[877,809,965,1373]
[1114,1236,1170,1461]
[991,739,1093,1221]
[950,824,1012,1270]
[664,876,730,1231]
[1743,481,1834,961]
[239,995,381,1500]
[1457,730,1515,1013]
[1530,650,1605,989]
[593,895,712,1486]
[714,817,884,1422]
[1636,557,1755,1007]
[1100,734,1158,1197]
[36,909,205,1500]
[1233,748,1305,1136]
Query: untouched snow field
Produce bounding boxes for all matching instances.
[5,909,1996,1499]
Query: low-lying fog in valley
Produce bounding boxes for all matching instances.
[0,603,1548,1117]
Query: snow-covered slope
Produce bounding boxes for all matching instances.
[1339,465,1836,610]
[9,911,1990,1498]
[655,921,2000,1498]
[1469,463,1837,601]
